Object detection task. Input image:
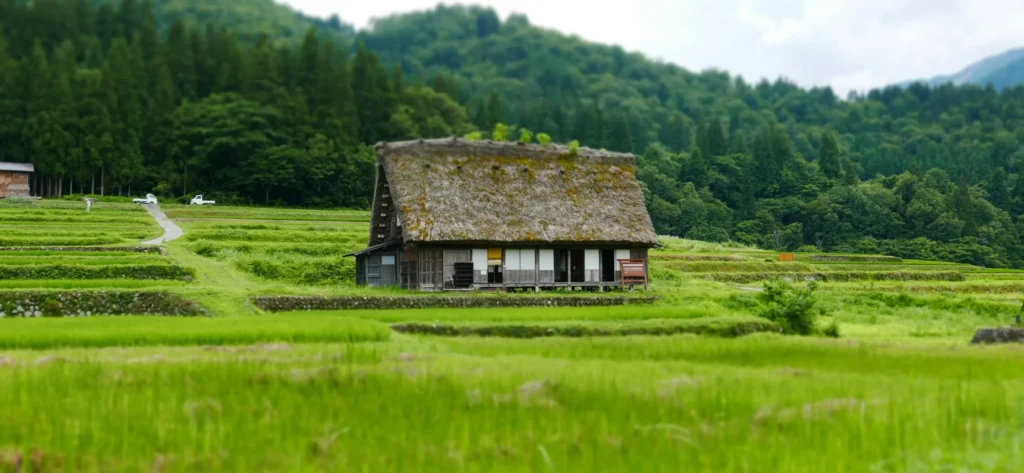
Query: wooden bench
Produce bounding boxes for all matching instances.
[618,259,648,291]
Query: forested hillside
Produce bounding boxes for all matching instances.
[135,0,353,45]
[0,0,1022,267]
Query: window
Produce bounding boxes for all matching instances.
[615,250,632,269]
[505,249,521,270]
[487,248,502,265]
[381,255,396,265]
[472,249,488,275]
[584,250,600,282]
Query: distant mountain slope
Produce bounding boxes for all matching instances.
[906,48,1024,89]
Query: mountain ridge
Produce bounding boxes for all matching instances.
[903,47,1024,89]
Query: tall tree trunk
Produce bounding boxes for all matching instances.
[183,162,188,197]
[101,167,105,196]
[91,171,95,195]
[69,177,73,196]
[58,176,63,198]
[128,182,132,196]
[118,186,122,197]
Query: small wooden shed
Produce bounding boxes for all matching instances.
[0,162,33,198]
[346,138,658,290]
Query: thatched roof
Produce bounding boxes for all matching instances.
[376,138,658,245]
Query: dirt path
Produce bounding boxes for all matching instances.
[141,204,184,245]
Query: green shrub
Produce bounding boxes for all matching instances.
[42,298,61,317]
[153,182,172,197]
[757,279,821,335]
[823,320,841,338]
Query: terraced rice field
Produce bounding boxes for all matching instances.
[0,202,1022,471]
[169,204,367,286]
[0,200,190,290]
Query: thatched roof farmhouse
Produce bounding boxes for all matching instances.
[348,138,657,290]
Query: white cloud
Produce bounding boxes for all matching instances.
[280,0,1024,94]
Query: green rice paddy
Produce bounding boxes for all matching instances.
[0,200,1021,471]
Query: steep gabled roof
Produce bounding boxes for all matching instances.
[0,162,34,173]
[376,138,658,245]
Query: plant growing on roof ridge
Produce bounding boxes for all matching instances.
[568,140,581,154]
[463,131,483,141]
[493,123,510,142]
[519,128,533,144]
[537,133,552,146]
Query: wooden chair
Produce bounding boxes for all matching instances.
[618,259,648,291]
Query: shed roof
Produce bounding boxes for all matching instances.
[377,138,658,245]
[343,239,401,257]
[0,162,34,173]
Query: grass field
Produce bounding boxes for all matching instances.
[0,200,1022,471]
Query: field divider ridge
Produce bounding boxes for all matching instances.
[253,295,660,312]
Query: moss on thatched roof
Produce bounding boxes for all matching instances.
[376,138,658,245]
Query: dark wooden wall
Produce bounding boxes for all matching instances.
[368,165,401,246]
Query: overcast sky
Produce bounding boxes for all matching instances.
[280,0,1024,94]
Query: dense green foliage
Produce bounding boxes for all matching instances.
[1,1,1023,265]
[0,0,468,207]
